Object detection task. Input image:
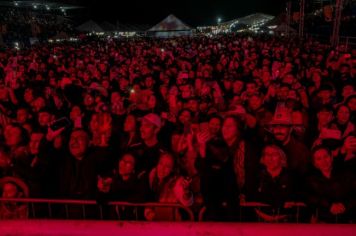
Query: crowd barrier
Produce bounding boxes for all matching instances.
[0,198,194,221]
[0,198,352,223]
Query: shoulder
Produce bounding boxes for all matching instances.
[129,142,143,148]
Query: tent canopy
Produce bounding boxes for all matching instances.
[100,21,117,32]
[148,14,192,32]
[273,23,297,33]
[76,20,103,32]
[222,13,274,27]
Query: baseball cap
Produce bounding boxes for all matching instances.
[141,113,162,129]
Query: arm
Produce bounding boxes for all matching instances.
[174,177,193,207]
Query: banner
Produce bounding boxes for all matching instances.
[323,5,333,22]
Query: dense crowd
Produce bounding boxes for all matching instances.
[0,35,355,222]
[0,8,74,45]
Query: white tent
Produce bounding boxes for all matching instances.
[148,14,192,37]
[273,23,297,36]
[76,20,103,32]
[223,13,274,28]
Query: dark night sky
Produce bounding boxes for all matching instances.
[76,0,287,26]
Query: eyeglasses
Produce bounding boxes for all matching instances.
[120,159,134,166]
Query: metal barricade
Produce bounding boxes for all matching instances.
[198,202,308,223]
[0,198,195,221]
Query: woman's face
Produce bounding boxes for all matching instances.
[337,106,350,125]
[262,146,283,171]
[157,154,174,180]
[118,154,135,176]
[147,95,157,109]
[222,117,238,142]
[313,149,333,173]
[89,114,100,133]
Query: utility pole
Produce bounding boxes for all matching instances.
[331,0,344,46]
[286,1,292,37]
[299,0,305,38]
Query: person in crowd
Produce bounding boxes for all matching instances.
[0,33,353,222]
[253,144,297,222]
[0,176,29,219]
[57,129,99,199]
[197,136,239,221]
[269,106,310,177]
[97,153,148,219]
[144,152,193,221]
[305,146,356,223]
[130,113,166,175]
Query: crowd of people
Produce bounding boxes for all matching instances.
[0,34,355,222]
[0,7,74,46]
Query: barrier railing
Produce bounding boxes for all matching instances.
[0,198,194,221]
[199,202,309,223]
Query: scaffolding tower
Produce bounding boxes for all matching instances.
[331,0,344,46]
[286,1,292,36]
[299,0,305,38]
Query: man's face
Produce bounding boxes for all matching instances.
[248,95,262,111]
[278,86,289,101]
[38,112,53,127]
[69,130,89,158]
[29,133,44,155]
[347,98,356,111]
[342,85,354,99]
[233,81,244,94]
[179,110,192,125]
[208,118,221,136]
[145,77,154,88]
[84,94,95,107]
[180,85,192,99]
[140,120,157,141]
[272,125,291,142]
[187,100,198,113]
[222,118,238,142]
[318,90,332,104]
[32,97,46,112]
[5,126,22,147]
[17,109,29,124]
[70,106,82,121]
[111,92,121,104]
[336,106,350,124]
[246,83,257,95]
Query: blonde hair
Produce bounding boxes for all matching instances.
[260,144,287,167]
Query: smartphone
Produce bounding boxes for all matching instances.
[50,117,71,131]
